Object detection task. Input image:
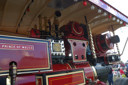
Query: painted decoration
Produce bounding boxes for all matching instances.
[0,35,51,75]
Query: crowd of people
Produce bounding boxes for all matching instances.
[107,63,128,85]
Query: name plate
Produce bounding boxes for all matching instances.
[0,35,51,75]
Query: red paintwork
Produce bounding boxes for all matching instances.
[94,34,114,57]
[53,64,72,71]
[0,38,51,74]
[15,75,36,85]
[0,21,108,85]
[53,62,95,81]
[73,63,95,81]
[68,39,88,62]
[18,56,48,69]
[48,72,85,85]
[61,22,88,63]
[61,22,86,40]
[13,62,96,85]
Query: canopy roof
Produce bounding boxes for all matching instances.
[0,0,127,36]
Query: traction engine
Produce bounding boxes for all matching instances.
[0,11,120,84]
[0,3,121,85]
[0,19,120,85]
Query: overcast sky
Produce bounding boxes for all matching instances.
[104,0,128,17]
[115,26,128,63]
[104,0,128,62]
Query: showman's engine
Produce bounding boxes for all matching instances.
[28,14,120,84]
[0,7,121,85]
[0,17,120,85]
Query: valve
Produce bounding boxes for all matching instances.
[9,61,17,85]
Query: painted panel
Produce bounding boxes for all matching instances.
[68,39,88,63]
[74,63,96,81]
[46,70,85,85]
[0,35,51,75]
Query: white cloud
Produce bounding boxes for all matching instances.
[104,0,128,16]
[115,26,128,63]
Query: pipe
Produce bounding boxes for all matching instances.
[9,61,17,85]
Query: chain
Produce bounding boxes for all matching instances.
[88,24,97,59]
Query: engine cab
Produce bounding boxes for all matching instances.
[0,0,127,85]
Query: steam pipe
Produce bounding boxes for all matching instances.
[54,11,61,39]
[9,61,17,85]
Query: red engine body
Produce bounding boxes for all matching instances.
[94,34,114,57]
[14,62,96,85]
[61,22,86,40]
[61,22,89,63]
[0,22,112,85]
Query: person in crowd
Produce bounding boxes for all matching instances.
[119,67,126,78]
[108,68,114,85]
[126,64,128,77]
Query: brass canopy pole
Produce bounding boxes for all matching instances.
[84,16,97,59]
